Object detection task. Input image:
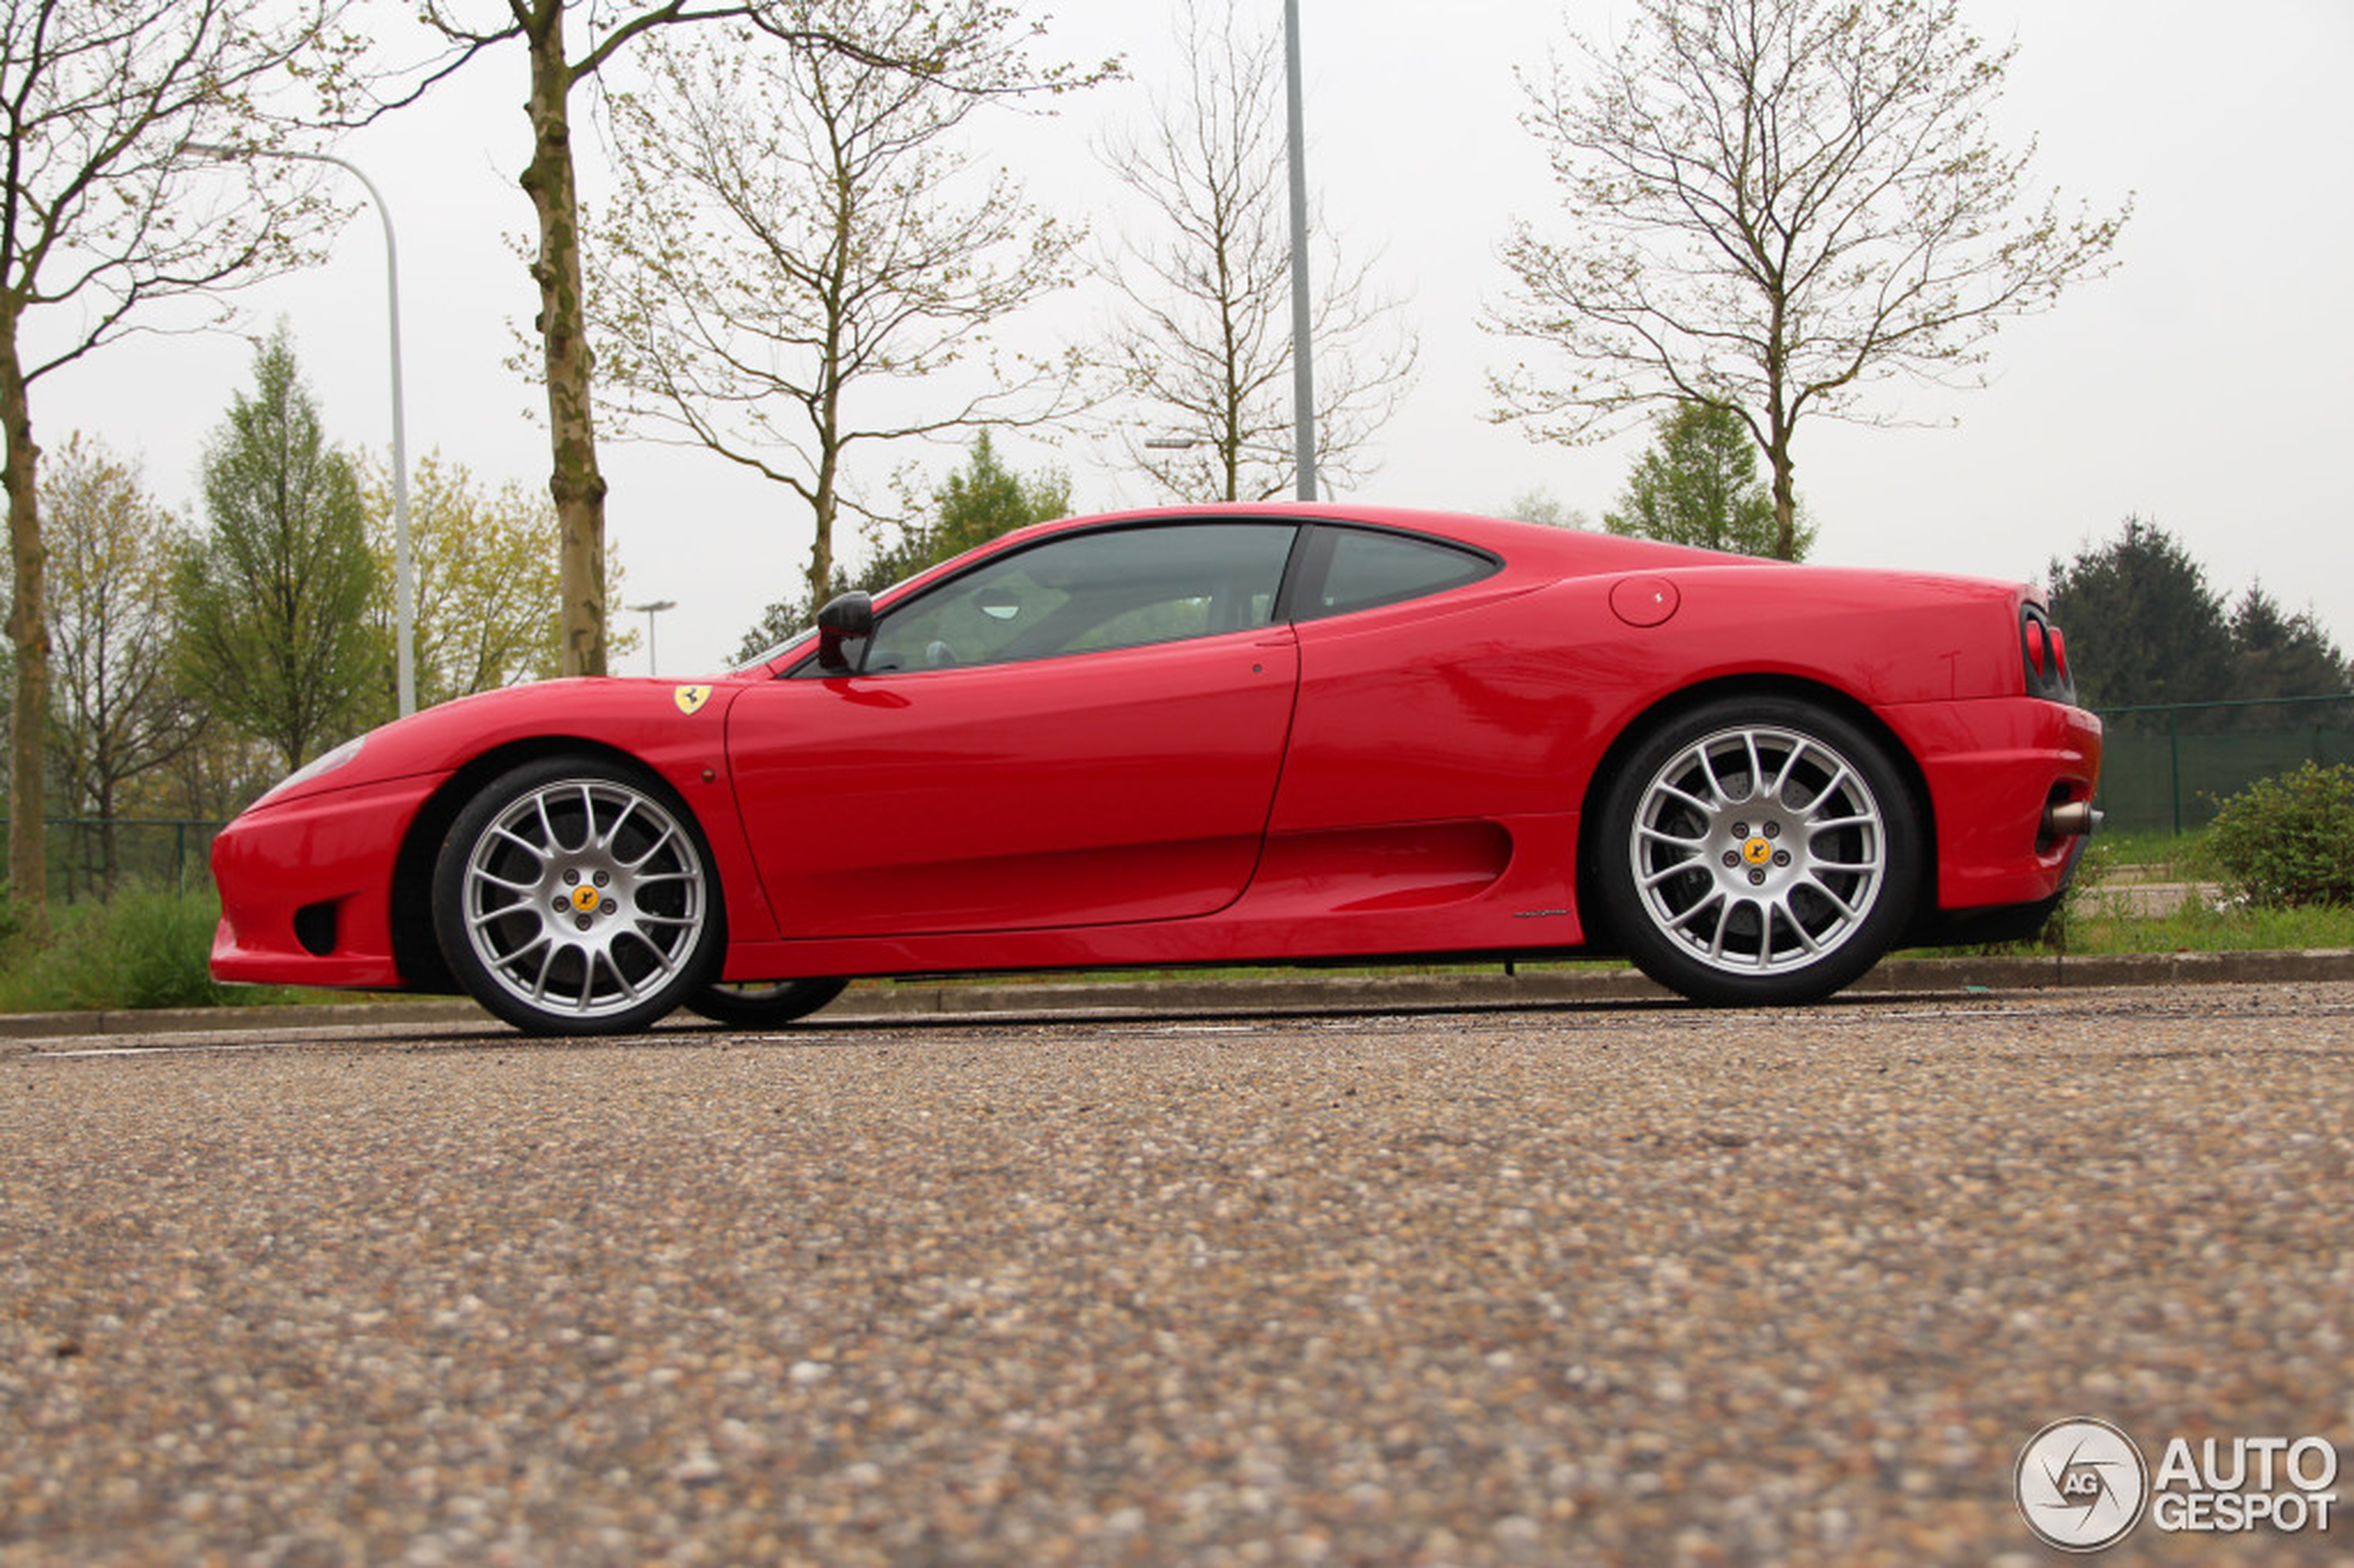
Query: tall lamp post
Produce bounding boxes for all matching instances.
[190,143,416,716]
[1144,4,1312,506]
[627,599,677,677]
[1284,0,1317,502]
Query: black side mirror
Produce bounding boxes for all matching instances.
[815,590,874,675]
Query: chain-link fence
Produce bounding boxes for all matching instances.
[2092,694,2354,836]
[0,818,228,904]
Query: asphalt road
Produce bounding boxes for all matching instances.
[6,983,2353,1566]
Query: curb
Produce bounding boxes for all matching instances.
[6,949,2354,1054]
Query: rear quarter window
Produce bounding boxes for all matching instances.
[1303,526,1499,618]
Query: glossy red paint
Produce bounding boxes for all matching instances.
[211,771,442,990]
[727,626,1299,936]
[209,503,2103,1026]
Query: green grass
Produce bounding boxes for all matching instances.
[2058,891,2354,955]
[0,883,335,1014]
[2087,828,2203,875]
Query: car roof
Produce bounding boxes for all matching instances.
[993,502,1765,576]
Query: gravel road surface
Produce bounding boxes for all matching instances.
[6,983,2352,1566]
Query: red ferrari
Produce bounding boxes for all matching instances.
[210,505,2101,1034]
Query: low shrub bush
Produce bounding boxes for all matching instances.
[0,882,227,1012]
[2199,761,2354,908]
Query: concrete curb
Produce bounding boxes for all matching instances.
[6,949,2354,1055]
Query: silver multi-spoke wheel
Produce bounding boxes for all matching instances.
[435,760,717,1033]
[1629,725,1885,975]
[1599,700,1919,1005]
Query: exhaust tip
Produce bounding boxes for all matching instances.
[2043,800,2103,840]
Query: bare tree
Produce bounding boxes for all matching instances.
[412,0,1108,677]
[1490,0,2129,557]
[0,0,351,920]
[590,5,1087,611]
[1095,0,1415,504]
[40,436,206,892]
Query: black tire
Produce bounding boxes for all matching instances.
[686,977,850,1028]
[432,755,723,1035]
[1593,696,1920,1005]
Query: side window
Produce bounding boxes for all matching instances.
[1305,526,1498,618]
[858,523,1297,673]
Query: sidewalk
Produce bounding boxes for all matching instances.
[7,948,2352,1050]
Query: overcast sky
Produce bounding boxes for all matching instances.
[33,0,2354,680]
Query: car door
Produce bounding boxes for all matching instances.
[727,521,1302,938]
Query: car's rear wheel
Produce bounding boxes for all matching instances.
[432,756,721,1035]
[686,977,850,1028]
[1596,697,1919,1005]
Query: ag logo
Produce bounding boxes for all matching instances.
[2017,1418,2148,1552]
[673,684,713,715]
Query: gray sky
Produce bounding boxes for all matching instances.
[36,0,2354,680]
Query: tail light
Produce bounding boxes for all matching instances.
[2020,603,2076,703]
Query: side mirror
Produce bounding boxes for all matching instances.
[815,590,874,675]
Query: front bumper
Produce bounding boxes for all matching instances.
[209,772,446,991]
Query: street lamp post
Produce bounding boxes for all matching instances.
[1142,5,1312,507]
[626,599,677,677]
[190,143,416,716]
[1284,0,1317,503]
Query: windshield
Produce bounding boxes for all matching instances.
[731,628,813,674]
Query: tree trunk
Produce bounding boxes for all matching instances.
[1764,294,1799,563]
[807,354,842,607]
[1768,444,1797,563]
[806,472,837,611]
[521,12,608,678]
[96,776,120,899]
[0,308,48,926]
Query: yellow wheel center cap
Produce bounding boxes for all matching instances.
[572,885,603,914]
[1742,838,1774,866]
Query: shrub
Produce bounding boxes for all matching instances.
[2199,762,2354,908]
[0,883,227,1012]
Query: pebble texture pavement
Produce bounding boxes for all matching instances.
[5,983,2352,1565]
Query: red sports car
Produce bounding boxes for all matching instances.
[210,504,2101,1034]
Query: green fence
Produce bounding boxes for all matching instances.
[2092,694,2354,836]
[0,818,229,903]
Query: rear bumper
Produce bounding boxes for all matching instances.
[209,773,445,991]
[1881,697,2104,916]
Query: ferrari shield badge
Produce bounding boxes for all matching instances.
[673,684,713,716]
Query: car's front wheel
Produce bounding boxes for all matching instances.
[432,756,721,1035]
[1595,697,1920,1005]
[686,978,850,1028]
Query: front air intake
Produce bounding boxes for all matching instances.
[293,900,339,957]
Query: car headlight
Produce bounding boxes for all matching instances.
[260,736,366,803]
